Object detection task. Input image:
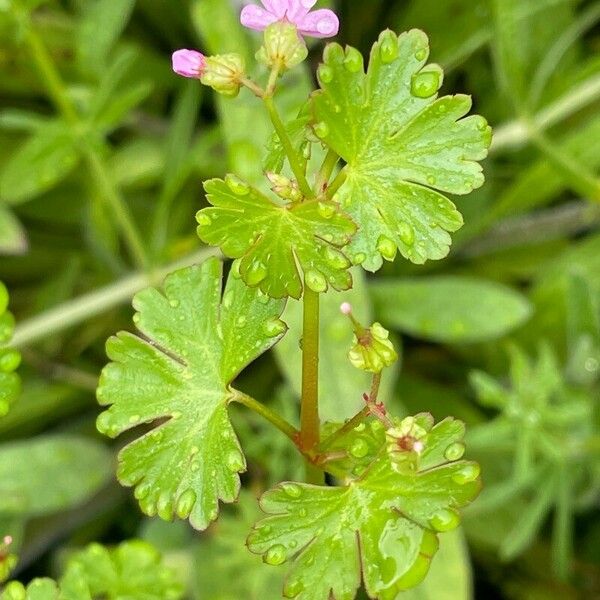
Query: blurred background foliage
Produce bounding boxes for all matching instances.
[0,0,599,598]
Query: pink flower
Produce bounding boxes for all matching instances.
[241,0,339,39]
[172,49,207,78]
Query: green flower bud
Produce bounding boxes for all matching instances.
[200,53,245,98]
[348,322,398,373]
[386,416,428,472]
[266,172,303,202]
[256,22,308,71]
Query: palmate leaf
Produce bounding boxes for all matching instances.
[0,282,21,417]
[197,177,356,299]
[312,29,492,270]
[248,416,481,600]
[96,258,286,530]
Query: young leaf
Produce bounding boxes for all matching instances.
[312,30,492,270]
[248,416,481,599]
[96,258,287,529]
[0,282,20,417]
[197,178,356,299]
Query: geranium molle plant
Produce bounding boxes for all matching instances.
[97,2,491,598]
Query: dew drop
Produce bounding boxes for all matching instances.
[352,252,366,265]
[350,437,369,458]
[318,64,333,84]
[452,463,480,485]
[298,508,307,518]
[281,483,302,498]
[426,175,437,185]
[284,578,304,598]
[317,202,335,219]
[305,270,327,293]
[343,47,363,73]
[246,261,268,286]
[264,544,287,566]
[415,47,428,61]
[235,315,247,328]
[314,122,330,139]
[325,247,350,269]
[225,174,250,195]
[411,70,441,99]
[196,212,212,227]
[226,449,245,473]
[377,236,397,261]
[380,34,399,63]
[262,317,287,338]
[132,313,141,324]
[444,442,466,462]
[398,222,415,246]
[169,299,180,309]
[231,260,242,279]
[429,509,460,532]
[129,414,141,424]
[222,290,234,309]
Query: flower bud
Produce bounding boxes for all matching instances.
[256,22,308,71]
[172,49,207,79]
[266,172,303,201]
[200,54,246,98]
[386,416,428,472]
[348,322,398,374]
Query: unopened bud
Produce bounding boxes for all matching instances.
[347,322,398,374]
[256,22,308,70]
[201,54,246,98]
[266,172,303,201]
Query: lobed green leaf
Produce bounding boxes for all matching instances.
[96,258,287,529]
[197,177,356,299]
[312,29,492,270]
[248,416,481,599]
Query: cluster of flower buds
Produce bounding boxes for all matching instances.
[340,303,398,374]
[267,172,303,201]
[172,1,339,93]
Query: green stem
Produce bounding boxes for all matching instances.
[320,406,370,451]
[316,149,339,195]
[300,287,321,453]
[327,167,347,199]
[232,392,299,442]
[23,23,149,269]
[12,248,218,347]
[263,96,313,198]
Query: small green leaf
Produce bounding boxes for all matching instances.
[97,258,286,529]
[0,281,20,417]
[248,416,481,599]
[0,435,112,516]
[197,178,356,299]
[312,30,491,270]
[371,276,532,343]
[0,122,79,205]
[264,108,311,174]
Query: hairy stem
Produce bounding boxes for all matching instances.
[232,392,299,442]
[24,24,149,269]
[263,96,314,198]
[300,287,321,453]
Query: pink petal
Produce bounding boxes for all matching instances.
[285,0,316,21]
[261,0,289,19]
[297,8,339,38]
[172,49,206,78]
[241,4,279,31]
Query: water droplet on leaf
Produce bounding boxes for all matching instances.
[264,544,287,566]
[262,317,286,338]
[444,442,466,461]
[314,122,330,139]
[305,270,327,293]
[350,437,369,458]
[226,449,245,473]
[281,483,302,498]
[225,174,250,195]
[377,236,397,261]
[246,261,267,286]
[452,463,480,484]
[318,64,333,83]
[429,509,460,532]
[398,222,415,246]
